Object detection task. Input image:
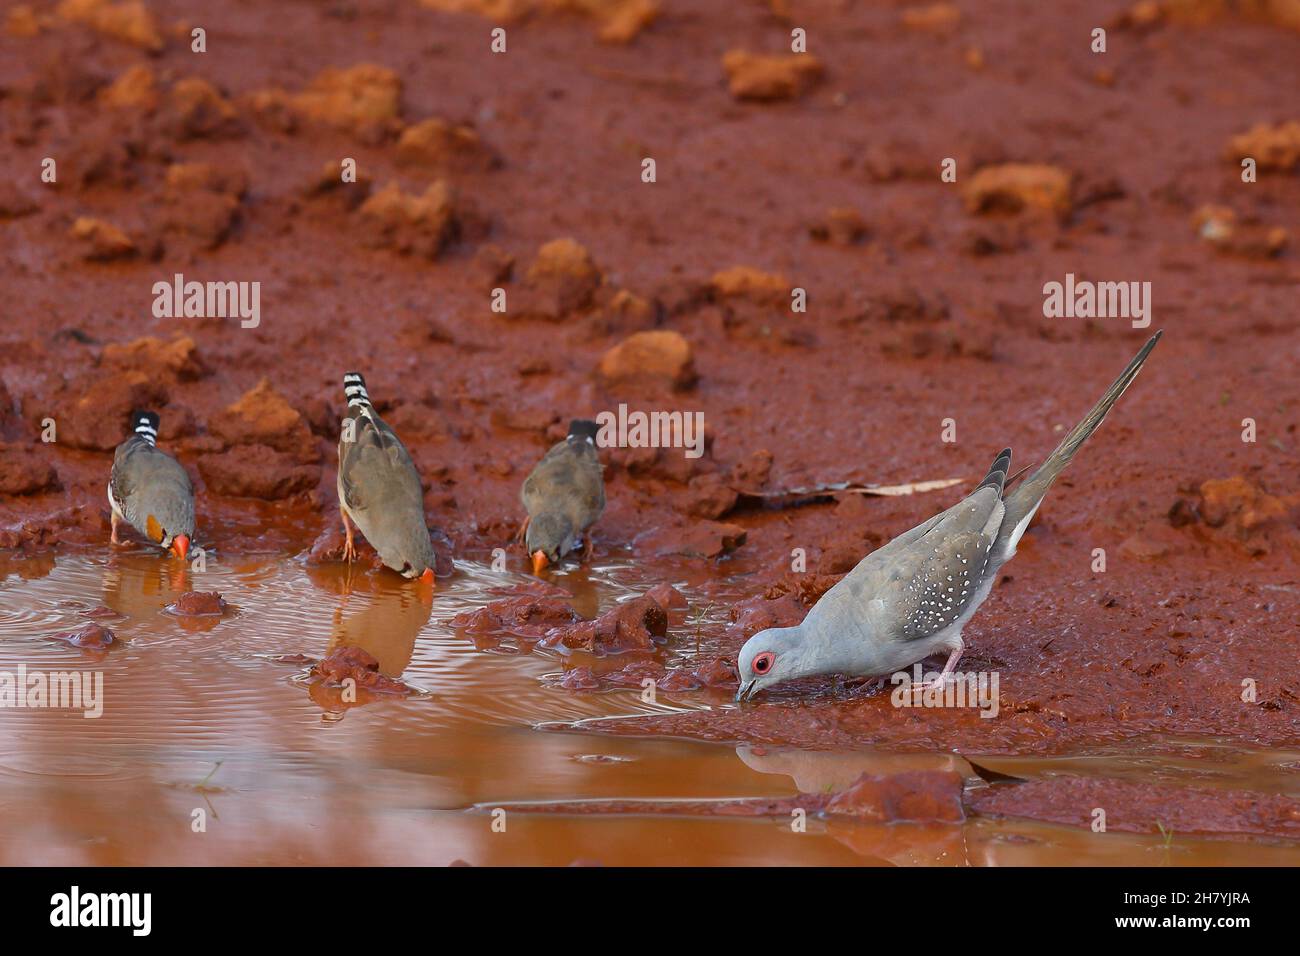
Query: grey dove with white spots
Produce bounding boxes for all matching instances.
[736,332,1162,701]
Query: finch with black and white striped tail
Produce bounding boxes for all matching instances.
[337,372,437,582]
[107,410,195,559]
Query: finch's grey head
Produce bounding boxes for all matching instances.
[526,511,574,573]
[394,523,437,582]
[735,625,810,701]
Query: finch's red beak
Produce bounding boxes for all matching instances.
[171,535,190,560]
[531,550,549,575]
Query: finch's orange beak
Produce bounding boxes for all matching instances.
[420,567,435,585]
[531,550,549,575]
[171,535,190,560]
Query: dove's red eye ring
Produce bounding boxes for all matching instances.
[752,652,775,675]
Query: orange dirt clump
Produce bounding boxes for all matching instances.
[721,50,824,102]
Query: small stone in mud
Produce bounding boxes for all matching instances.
[452,595,581,646]
[311,646,414,696]
[597,330,696,391]
[1192,205,1288,259]
[165,591,227,617]
[396,118,500,171]
[210,378,320,464]
[56,0,164,51]
[710,265,789,303]
[102,335,205,383]
[69,217,136,261]
[514,238,602,319]
[99,63,158,111]
[645,583,687,610]
[540,594,668,654]
[163,77,241,139]
[678,472,738,519]
[53,622,117,649]
[1224,119,1300,172]
[962,163,1074,220]
[640,520,746,559]
[358,181,460,259]
[722,50,823,102]
[809,207,869,245]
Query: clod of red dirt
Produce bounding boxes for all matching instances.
[311,646,415,696]
[101,336,205,383]
[765,571,845,607]
[0,444,59,495]
[99,64,158,111]
[419,0,658,43]
[1192,205,1289,259]
[48,370,167,451]
[644,583,687,610]
[899,3,963,32]
[962,163,1074,220]
[678,472,738,519]
[1170,476,1300,555]
[512,238,603,319]
[165,591,228,617]
[1117,0,1300,32]
[1225,119,1300,171]
[357,181,460,259]
[730,449,774,491]
[210,379,320,464]
[196,444,317,499]
[52,622,118,649]
[69,217,135,261]
[539,593,669,654]
[722,50,824,102]
[157,162,248,249]
[56,0,163,51]
[248,64,402,140]
[826,770,966,823]
[6,5,42,37]
[638,519,746,559]
[809,207,869,245]
[710,265,789,302]
[970,776,1300,839]
[303,161,374,210]
[451,594,582,647]
[0,379,21,438]
[396,118,500,171]
[597,330,696,390]
[163,77,241,140]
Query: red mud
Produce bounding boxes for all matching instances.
[163,589,227,616]
[2,1,1299,844]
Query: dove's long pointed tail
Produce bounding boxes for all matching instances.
[997,331,1162,557]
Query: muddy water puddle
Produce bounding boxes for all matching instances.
[1,551,1296,865]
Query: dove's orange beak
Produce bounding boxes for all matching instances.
[531,550,549,575]
[170,535,190,560]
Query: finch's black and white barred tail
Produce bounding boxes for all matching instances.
[568,419,599,444]
[130,410,159,447]
[343,372,371,409]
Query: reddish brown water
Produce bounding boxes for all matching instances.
[3,548,1298,866]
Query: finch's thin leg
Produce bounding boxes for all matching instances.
[342,511,357,564]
